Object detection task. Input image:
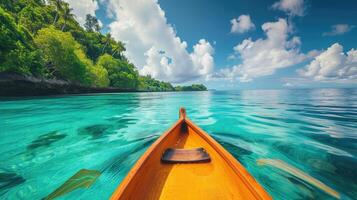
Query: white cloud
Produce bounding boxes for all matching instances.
[230,15,255,33]
[63,0,99,26]
[217,18,306,82]
[107,0,214,83]
[323,24,355,36]
[284,82,293,87]
[272,0,305,17]
[190,39,215,76]
[299,43,357,82]
[227,54,237,60]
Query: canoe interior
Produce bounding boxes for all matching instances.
[161,147,211,163]
[111,118,270,200]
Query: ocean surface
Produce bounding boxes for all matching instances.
[0,89,356,200]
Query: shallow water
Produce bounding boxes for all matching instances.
[0,89,356,199]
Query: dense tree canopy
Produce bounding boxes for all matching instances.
[139,75,175,92]
[84,14,100,32]
[0,6,44,76]
[175,84,207,91]
[35,27,88,83]
[18,3,52,34]
[97,54,138,89]
[0,0,207,91]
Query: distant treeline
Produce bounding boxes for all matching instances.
[174,84,207,91]
[0,0,207,92]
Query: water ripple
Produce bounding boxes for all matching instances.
[0,89,356,199]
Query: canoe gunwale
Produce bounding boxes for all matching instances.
[184,118,270,200]
[110,117,185,199]
[110,111,271,199]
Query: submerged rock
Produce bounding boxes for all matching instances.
[27,131,67,150]
[0,171,25,192]
[77,124,112,139]
[106,116,138,130]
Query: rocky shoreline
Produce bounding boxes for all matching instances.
[0,73,135,97]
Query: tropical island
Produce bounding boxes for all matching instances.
[0,0,207,96]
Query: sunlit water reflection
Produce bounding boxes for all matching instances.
[0,89,356,199]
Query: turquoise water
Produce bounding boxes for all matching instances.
[0,89,356,199]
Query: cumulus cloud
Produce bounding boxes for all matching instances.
[230,15,255,33]
[107,0,214,83]
[190,39,215,75]
[272,0,305,17]
[299,43,357,82]
[216,18,306,82]
[323,24,355,36]
[63,0,99,26]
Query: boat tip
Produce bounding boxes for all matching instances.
[179,107,186,119]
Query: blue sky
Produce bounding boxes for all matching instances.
[158,0,357,63]
[66,0,357,89]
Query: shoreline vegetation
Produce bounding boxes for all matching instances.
[0,0,207,96]
[0,72,207,96]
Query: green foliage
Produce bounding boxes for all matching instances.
[2,41,44,75]
[71,31,102,61]
[49,0,64,25]
[75,48,109,87]
[18,3,53,34]
[84,14,100,32]
[60,4,74,31]
[97,54,138,89]
[70,30,125,61]
[0,1,207,91]
[89,65,110,87]
[138,75,175,92]
[34,27,110,87]
[0,6,44,75]
[0,7,25,53]
[34,27,90,84]
[174,84,207,91]
[0,0,27,14]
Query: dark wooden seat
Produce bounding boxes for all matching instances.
[161,147,211,164]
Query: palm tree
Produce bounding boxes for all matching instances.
[101,33,111,54]
[61,5,74,31]
[111,42,125,57]
[50,0,63,25]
